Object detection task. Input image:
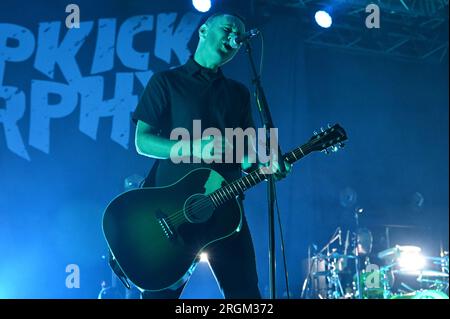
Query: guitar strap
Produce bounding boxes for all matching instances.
[142,160,159,188]
[108,250,131,289]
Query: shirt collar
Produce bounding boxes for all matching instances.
[184,57,224,81]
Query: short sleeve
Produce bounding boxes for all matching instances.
[132,72,169,131]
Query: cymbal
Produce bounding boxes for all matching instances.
[430,256,449,265]
[312,269,349,277]
[313,252,356,260]
[378,245,421,259]
[396,269,449,278]
[329,252,357,259]
[312,271,331,277]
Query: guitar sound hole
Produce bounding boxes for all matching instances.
[183,194,214,224]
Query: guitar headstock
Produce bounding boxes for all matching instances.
[308,124,348,154]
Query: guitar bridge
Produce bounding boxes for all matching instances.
[157,216,175,240]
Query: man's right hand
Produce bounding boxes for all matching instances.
[192,136,233,162]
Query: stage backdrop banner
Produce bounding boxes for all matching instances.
[0,0,206,298]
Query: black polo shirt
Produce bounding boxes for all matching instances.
[132,58,255,187]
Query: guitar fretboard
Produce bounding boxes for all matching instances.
[208,144,312,207]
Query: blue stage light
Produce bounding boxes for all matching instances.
[192,0,212,13]
[315,10,332,28]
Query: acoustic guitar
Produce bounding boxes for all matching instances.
[102,124,347,291]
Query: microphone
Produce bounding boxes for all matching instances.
[228,28,260,49]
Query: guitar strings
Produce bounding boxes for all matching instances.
[164,167,271,226]
[165,170,266,226]
[179,136,341,224]
[163,145,313,226]
[164,147,309,226]
[165,158,300,226]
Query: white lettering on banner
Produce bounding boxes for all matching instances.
[0,12,203,160]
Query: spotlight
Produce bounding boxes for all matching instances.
[192,0,212,13]
[200,252,209,262]
[315,10,332,28]
[398,247,426,272]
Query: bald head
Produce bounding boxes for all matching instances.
[204,13,245,28]
[194,13,246,70]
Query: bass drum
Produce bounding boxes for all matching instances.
[390,290,449,299]
[354,269,394,299]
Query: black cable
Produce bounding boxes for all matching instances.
[300,248,316,299]
[274,184,291,299]
[250,30,290,299]
[259,33,264,79]
[253,34,264,126]
[258,30,290,299]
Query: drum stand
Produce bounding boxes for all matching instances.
[327,259,345,299]
[353,211,362,299]
[380,266,393,299]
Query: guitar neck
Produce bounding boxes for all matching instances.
[208,143,312,205]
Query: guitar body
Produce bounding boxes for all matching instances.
[102,168,242,292]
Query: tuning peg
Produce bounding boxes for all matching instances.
[327,123,332,128]
[322,148,330,155]
[338,142,345,148]
[331,145,339,153]
[313,130,318,136]
[320,127,324,133]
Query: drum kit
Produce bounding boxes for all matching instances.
[301,228,449,299]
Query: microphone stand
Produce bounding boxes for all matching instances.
[244,39,285,299]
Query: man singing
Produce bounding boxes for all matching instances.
[132,12,291,299]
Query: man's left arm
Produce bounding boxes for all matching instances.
[238,88,292,181]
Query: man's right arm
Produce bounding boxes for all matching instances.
[135,120,183,159]
[135,120,225,162]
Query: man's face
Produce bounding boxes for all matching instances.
[200,15,245,66]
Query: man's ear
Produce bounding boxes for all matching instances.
[199,24,208,39]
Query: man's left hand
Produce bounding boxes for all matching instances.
[267,159,293,181]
